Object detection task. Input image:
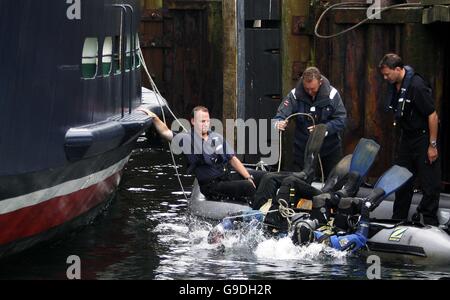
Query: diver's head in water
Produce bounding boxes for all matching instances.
[291,219,319,246]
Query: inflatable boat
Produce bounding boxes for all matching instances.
[190,176,450,265]
[189,179,450,227]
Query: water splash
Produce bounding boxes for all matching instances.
[254,236,347,262]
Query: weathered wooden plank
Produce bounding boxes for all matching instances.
[422,5,450,24]
[341,27,366,155]
[280,0,311,170]
[222,0,237,122]
[332,7,423,24]
[363,24,397,179]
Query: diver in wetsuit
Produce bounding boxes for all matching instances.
[292,165,413,252]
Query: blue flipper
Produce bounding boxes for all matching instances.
[366,165,413,211]
[374,165,413,198]
[349,138,380,177]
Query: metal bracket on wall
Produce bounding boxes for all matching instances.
[292,15,313,35]
[141,9,162,21]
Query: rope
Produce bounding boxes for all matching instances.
[277,199,297,231]
[222,209,279,221]
[138,48,189,200]
[314,2,424,39]
[277,112,324,184]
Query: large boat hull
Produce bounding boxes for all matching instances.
[0,0,155,258]
[0,143,133,259]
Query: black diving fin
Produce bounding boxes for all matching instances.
[331,139,381,199]
[349,138,380,178]
[321,138,379,193]
[366,165,413,211]
[294,124,328,183]
[303,124,328,159]
[322,154,352,192]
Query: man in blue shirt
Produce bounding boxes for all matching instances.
[147,106,261,202]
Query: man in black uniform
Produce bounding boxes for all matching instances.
[274,67,347,177]
[379,53,441,225]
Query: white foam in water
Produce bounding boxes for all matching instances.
[254,236,348,262]
[154,222,189,234]
[127,187,156,192]
[171,191,191,195]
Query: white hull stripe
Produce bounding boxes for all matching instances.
[0,156,130,215]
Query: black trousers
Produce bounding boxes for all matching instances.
[293,146,343,180]
[393,134,441,225]
[252,172,321,210]
[200,169,266,204]
[252,172,292,209]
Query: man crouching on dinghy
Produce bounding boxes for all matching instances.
[146,106,264,202]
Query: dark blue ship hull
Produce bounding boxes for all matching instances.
[0,0,155,258]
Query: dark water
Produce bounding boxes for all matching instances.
[1,137,450,280]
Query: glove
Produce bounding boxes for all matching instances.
[330,233,367,253]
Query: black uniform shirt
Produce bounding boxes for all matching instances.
[399,75,435,135]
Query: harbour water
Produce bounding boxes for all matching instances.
[1,137,449,280]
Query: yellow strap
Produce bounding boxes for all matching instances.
[259,198,272,215]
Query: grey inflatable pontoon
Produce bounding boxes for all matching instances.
[188,179,253,220]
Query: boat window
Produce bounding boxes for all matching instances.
[135,33,141,68]
[125,35,133,71]
[113,35,121,74]
[81,37,99,79]
[102,37,113,76]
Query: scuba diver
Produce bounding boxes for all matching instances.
[255,137,381,232]
[291,165,413,252]
[208,137,382,244]
[208,164,412,252]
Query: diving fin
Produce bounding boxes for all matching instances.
[296,124,328,182]
[349,138,380,177]
[366,165,413,211]
[303,124,328,158]
[322,154,352,192]
[373,165,412,198]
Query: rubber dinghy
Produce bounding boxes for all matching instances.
[308,165,450,265]
[206,166,450,265]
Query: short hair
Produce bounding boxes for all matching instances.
[191,106,209,118]
[302,67,322,82]
[378,53,404,69]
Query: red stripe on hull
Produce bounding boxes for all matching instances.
[0,171,123,245]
